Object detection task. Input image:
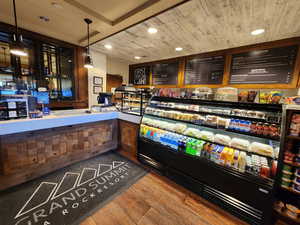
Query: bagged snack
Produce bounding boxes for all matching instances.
[215,87,238,102]
[238,91,248,102]
[259,92,271,104]
[269,91,283,104]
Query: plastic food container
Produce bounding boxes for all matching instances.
[293,180,300,193]
[296,168,300,176]
[282,170,294,179]
[281,178,292,188]
[295,175,300,183]
[286,204,300,219]
[283,164,293,172]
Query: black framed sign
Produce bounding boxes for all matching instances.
[133,66,150,85]
[229,45,298,84]
[152,61,179,85]
[184,55,225,85]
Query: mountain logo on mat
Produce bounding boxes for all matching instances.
[13,160,131,225]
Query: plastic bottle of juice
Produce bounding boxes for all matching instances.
[196,140,205,156]
[226,148,234,167]
[220,147,228,165]
[233,150,240,169]
[238,152,247,172]
[210,145,218,162]
[185,138,192,154]
[215,146,224,164]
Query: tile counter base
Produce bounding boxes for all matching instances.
[0,119,118,191]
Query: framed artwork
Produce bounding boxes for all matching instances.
[93,76,103,85]
[93,86,103,94]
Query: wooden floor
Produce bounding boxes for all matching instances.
[80,171,249,225]
[80,151,286,225]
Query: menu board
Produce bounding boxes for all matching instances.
[184,56,225,84]
[230,45,298,84]
[152,62,179,85]
[133,66,150,85]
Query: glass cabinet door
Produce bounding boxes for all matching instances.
[0,32,35,93]
[41,44,74,100]
[59,47,74,99]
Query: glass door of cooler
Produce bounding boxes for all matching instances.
[273,105,300,224]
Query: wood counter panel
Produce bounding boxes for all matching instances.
[0,120,117,191]
[118,120,139,157]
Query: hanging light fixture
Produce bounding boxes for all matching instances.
[10,0,27,56]
[84,18,93,69]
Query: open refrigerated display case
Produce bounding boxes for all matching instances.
[115,87,151,116]
[273,105,300,225]
[138,95,283,225]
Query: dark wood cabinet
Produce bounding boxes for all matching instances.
[0,22,88,109]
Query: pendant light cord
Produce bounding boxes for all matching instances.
[13,0,18,37]
[87,22,90,55]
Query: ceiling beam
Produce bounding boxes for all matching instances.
[88,0,191,47]
[112,0,160,26]
[63,0,113,26]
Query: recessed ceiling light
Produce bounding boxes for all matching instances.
[251,29,265,36]
[175,47,183,51]
[104,44,112,49]
[134,56,141,60]
[148,27,158,34]
[39,16,50,22]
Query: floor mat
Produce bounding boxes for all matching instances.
[0,151,147,225]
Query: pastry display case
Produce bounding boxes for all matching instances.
[115,86,151,116]
[138,95,283,225]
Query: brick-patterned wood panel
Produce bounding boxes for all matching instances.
[0,119,118,191]
[118,120,139,157]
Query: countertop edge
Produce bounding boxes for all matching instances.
[0,111,142,136]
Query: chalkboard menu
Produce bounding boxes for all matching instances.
[133,66,150,85]
[184,56,225,84]
[152,62,179,85]
[230,45,298,84]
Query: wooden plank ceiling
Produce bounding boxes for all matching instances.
[0,0,186,45]
[91,0,300,63]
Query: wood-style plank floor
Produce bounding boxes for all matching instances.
[80,170,251,225]
[80,151,286,225]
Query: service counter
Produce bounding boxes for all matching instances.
[0,111,141,191]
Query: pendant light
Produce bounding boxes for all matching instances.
[84,18,93,69]
[10,0,28,57]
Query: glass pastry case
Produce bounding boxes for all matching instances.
[115,85,151,116]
